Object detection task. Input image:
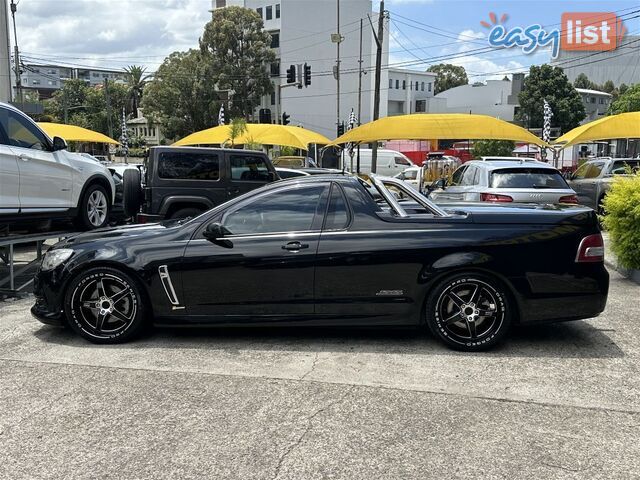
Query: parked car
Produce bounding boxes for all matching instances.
[349,148,415,176]
[429,160,578,205]
[0,102,116,230]
[394,166,421,188]
[275,167,310,179]
[132,146,279,222]
[567,158,640,213]
[32,174,608,351]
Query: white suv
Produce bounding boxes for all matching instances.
[0,103,115,230]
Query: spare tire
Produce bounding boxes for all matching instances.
[122,168,142,218]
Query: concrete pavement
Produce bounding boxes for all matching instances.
[0,270,639,479]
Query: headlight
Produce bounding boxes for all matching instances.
[41,249,74,271]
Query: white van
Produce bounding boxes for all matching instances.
[346,148,415,176]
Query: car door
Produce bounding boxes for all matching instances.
[569,162,604,208]
[432,164,468,201]
[180,182,330,318]
[0,143,20,215]
[0,107,73,210]
[226,152,273,199]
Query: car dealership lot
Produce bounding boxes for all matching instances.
[0,270,639,479]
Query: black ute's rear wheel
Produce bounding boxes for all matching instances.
[426,273,511,351]
[64,267,147,344]
[77,184,110,229]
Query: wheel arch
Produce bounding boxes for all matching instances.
[77,174,114,209]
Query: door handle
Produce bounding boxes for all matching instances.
[19,154,30,162]
[282,241,309,251]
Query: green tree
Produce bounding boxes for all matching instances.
[426,63,468,94]
[516,65,586,133]
[226,117,247,147]
[124,65,149,114]
[200,6,275,118]
[601,80,615,94]
[44,79,90,122]
[472,139,515,158]
[84,81,129,138]
[142,49,222,140]
[608,83,640,114]
[574,73,593,89]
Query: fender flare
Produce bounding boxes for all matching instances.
[158,196,215,215]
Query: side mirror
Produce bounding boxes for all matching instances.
[269,171,278,182]
[52,136,67,151]
[428,177,447,192]
[203,222,231,241]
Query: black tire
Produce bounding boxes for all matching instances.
[122,169,142,218]
[169,207,203,220]
[76,184,110,230]
[64,267,147,344]
[597,196,606,216]
[425,272,512,351]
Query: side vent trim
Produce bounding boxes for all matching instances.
[158,265,181,306]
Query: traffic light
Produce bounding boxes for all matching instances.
[337,121,345,136]
[304,63,311,87]
[282,112,290,125]
[286,65,296,84]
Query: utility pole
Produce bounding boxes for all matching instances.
[356,18,363,173]
[104,78,113,140]
[336,0,341,139]
[371,0,384,173]
[0,0,12,103]
[9,0,21,103]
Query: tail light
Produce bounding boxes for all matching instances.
[559,194,579,204]
[480,193,513,203]
[575,234,604,263]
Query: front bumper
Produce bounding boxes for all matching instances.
[31,301,65,326]
[31,267,66,327]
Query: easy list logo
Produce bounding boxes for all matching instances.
[481,12,625,59]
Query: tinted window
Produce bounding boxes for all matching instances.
[491,168,568,189]
[158,152,219,180]
[450,165,467,186]
[394,156,411,166]
[324,185,349,230]
[230,155,270,181]
[223,185,326,235]
[573,162,604,180]
[0,109,49,151]
[610,160,640,175]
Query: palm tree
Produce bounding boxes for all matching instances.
[124,65,149,115]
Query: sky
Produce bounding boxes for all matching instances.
[14,0,640,81]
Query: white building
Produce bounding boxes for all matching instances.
[387,68,436,115]
[127,108,164,146]
[575,88,613,124]
[211,0,432,138]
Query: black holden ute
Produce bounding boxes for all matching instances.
[32,174,609,351]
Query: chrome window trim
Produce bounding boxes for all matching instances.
[371,174,450,218]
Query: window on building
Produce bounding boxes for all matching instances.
[415,81,419,91]
[270,61,280,76]
[47,69,57,75]
[266,5,272,20]
[270,91,276,105]
[216,0,227,8]
[415,99,426,112]
[276,4,280,18]
[395,79,399,89]
[47,80,57,86]
[389,79,393,89]
[590,96,596,103]
[428,82,432,92]
[402,80,406,90]
[270,32,279,48]
[32,79,40,85]
[92,72,99,78]
[421,82,424,91]
[256,7,262,18]
[32,68,40,73]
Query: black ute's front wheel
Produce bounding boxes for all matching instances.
[426,273,511,351]
[64,267,147,344]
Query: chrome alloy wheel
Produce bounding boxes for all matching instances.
[71,273,137,336]
[87,190,108,227]
[434,278,505,345]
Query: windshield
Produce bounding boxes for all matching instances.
[490,168,569,189]
[573,162,604,180]
[610,160,640,175]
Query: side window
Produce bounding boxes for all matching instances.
[0,109,50,151]
[222,185,326,235]
[450,165,467,186]
[461,166,477,186]
[324,184,349,230]
[157,152,220,180]
[230,154,271,182]
[394,156,411,166]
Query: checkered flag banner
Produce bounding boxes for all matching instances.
[120,107,129,156]
[347,108,357,158]
[543,99,553,144]
[218,104,225,126]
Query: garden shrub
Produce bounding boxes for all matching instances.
[602,171,640,269]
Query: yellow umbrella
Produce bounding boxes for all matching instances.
[37,122,119,144]
[174,124,330,149]
[554,112,640,148]
[330,113,547,146]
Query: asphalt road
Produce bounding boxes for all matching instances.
[1,270,639,479]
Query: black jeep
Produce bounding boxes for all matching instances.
[124,146,279,222]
